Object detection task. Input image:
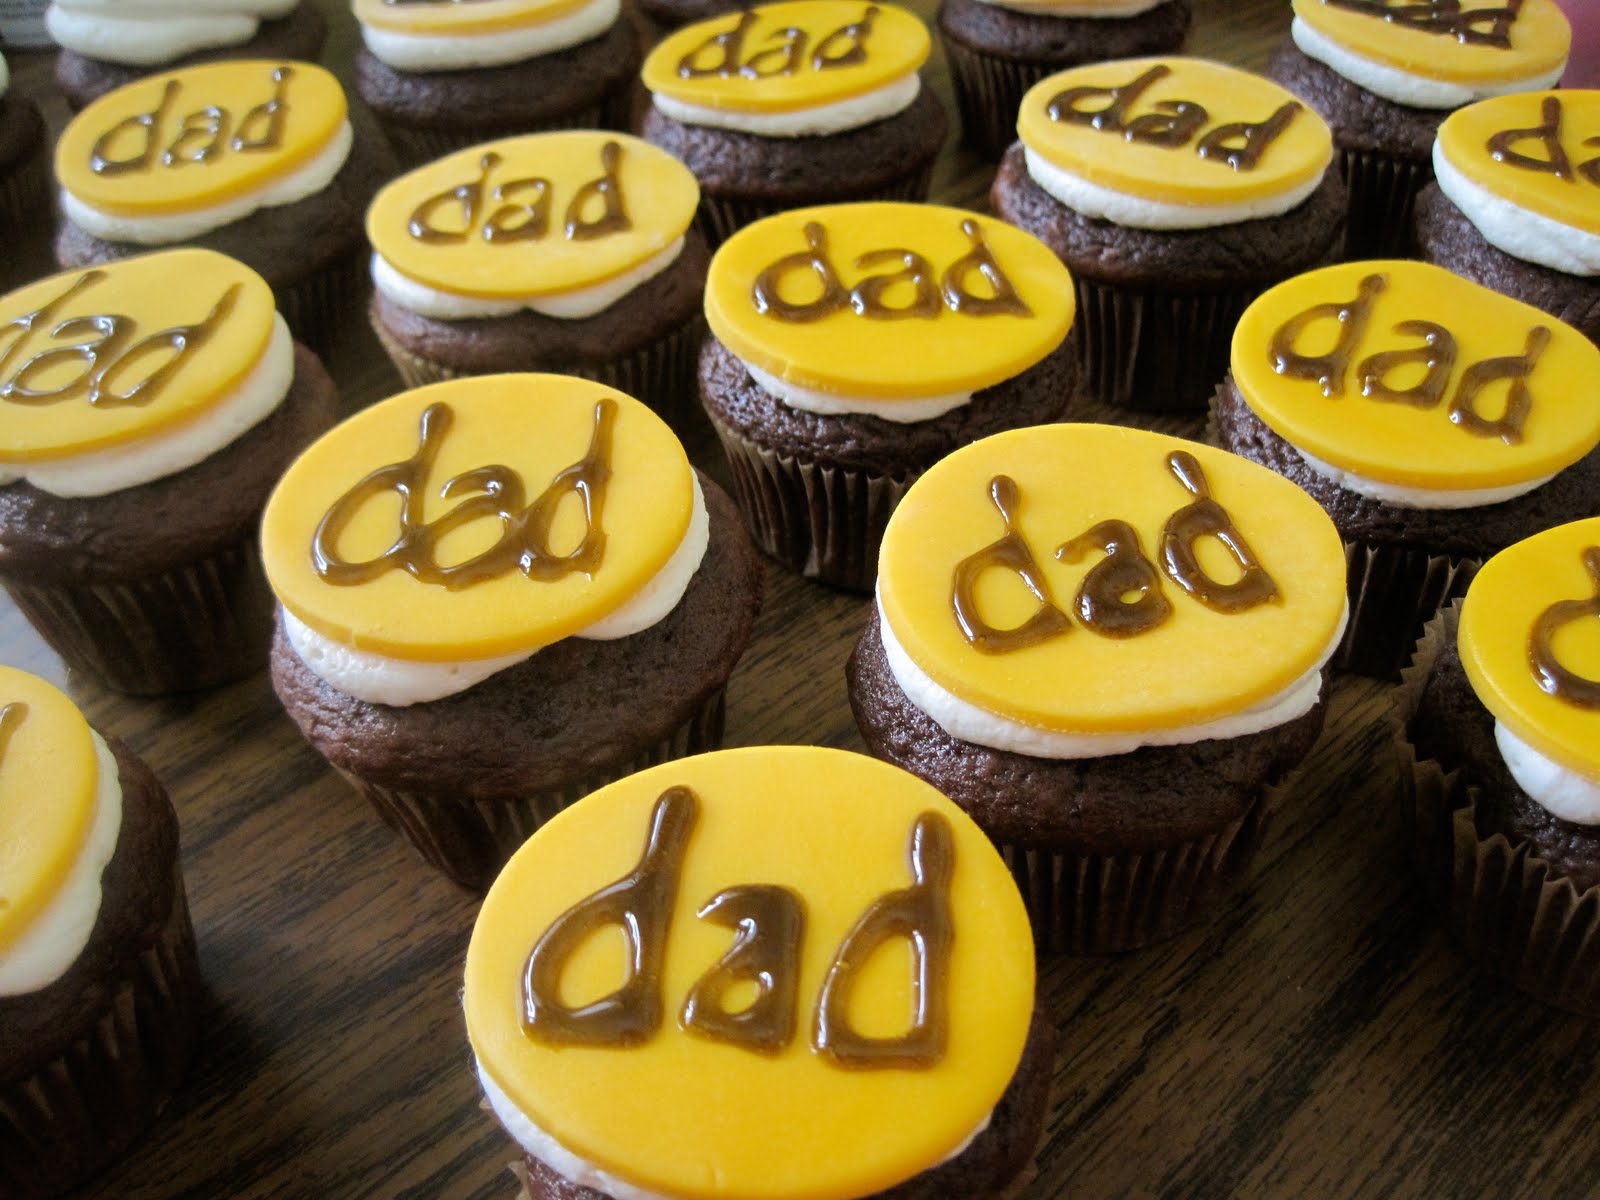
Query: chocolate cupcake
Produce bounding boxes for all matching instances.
[352,0,641,168]
[847,423,1347,953]
[938,0,1191,159]
[639,1,947,246]
[1216,258,1600,678]
[464,745,1050,1200]
[1415,89,1600,346]
[992,56,1345,413]
[700,200,1077,590]
[0,666,202,1198]
[46,0,328,110]
[263,374,763,890]
[366,132,708,416]
[1267,0,1571,257]
[1400,519,1600,1014]
[0,250,339,693]
[0,52,50,293]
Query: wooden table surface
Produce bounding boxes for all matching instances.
[7,3,1599,1198]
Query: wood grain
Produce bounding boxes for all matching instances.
[6,3,1599,1198]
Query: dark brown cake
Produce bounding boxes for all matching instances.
[0,83,50,291]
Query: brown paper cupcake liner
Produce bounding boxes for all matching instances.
[0,872,202,1199]
[939,37,1054,160]
[696,163,937,249]
[1338,147,1431,260]
[276,249,370,361]
[341,689,728,891]
[3,536,277,694]
[1336,540,1478,680]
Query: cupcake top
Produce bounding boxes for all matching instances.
[1289,0,1570,109]
[260,373,708,705]
[46,0,298,68]
[354,0,621,72]
[704,201,1074,420]
[0,249,294,498]
[0,666,123,997]
[1015,56,1334,229]
[875,423,1347,757]
[464,745,1035,1200]
[54,59,352,245]
[366,131,700,321]
[1458,517,1600,824]
[641,0,930,136]
[1231,259,1600,508]
[1432,89,1600,275]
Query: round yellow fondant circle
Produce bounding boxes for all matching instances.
[704,202,1075,401]
[643,0,930,114]
[1437,90,1600,237]
[1460,518,1600,784]
[367,133,700,302]
[1016,57,1332,207]
[1292,0,1570,87]
[1232,260,1600,490]
[877,424,1347,733]
[354,0,592,35]
[0,250,277,463]
[260,374,695,662]
[465,746,1035,1200]
[56,60,347,218]
[0,666,100,956]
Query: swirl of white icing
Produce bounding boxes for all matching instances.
[745,360,971,422]
[651,72,920,137]
[973,0,1167,15]
[1495,720,1600,825]
[46,0,297,67]
[1292,445,1555,510]
[358,0,620,72]
[1432,139,1600,277]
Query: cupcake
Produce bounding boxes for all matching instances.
[46,0,328,110]
[0,51,50,293]
[263,373,763,890]
[0,249,339,693]
[464,745,1051,1200]
[1268,0,1571,258]
[51,59,394,352]
[700,200,1077,590]
[639,1,948,246]
[1415,89,1599,346]
[992,56,1346,413]
[351,0,641,168]
[938,0,1192,159]
[848,423,1347,953]
[366,131,709,415]
[1401,518,1600,1014]
[1216,258,1600,678]
[0,665,202,1197]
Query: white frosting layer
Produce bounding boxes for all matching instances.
[0,731,124,998]
[1433,140,1600,276]
[1496,720,1600,825]
[746,360,971,423]
[1291,16,1566,110]
[371,239,686,321]
[974,0,1166,14]
[1022,145,1325,230]
[0,314,294,498]
[359,0,619,72]
[285,474,711,706]
[651,73,920,137]
[61,119,353,245]
[878,593,1348,758]
[1294,446,1555,510]
[46,0,297,66]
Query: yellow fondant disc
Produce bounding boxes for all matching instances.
[465,746,1035,1200]
[367,133,700,302]
[1232,260,1600,490]
[643,1,930,114]
[0,250,277,463]
[704,202,1075,401]
[56,60,347,218]
[354,0,592,35]
[877,424,1347,733]
[1016,57,1332,208]
[0,667,100,956]
[260,373,695,662]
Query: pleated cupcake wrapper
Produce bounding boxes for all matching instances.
[275,249,370,362]
[0,141,54,289]
[1395,610,1600,1015]
[697,164,937,250]
[1335,540,1478,680]
[0,872,201,1200]
[1338,146,1431,260]
[339,689,728,891]
[939,36,1056,160]
[379,99,618,171]
[2,536,277,695]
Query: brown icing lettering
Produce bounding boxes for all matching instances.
[942,219,1031,317]
[1359,320,1457,408]
[849,250,939,318]
[1529,547,1600,709]
[1161,451,1280,614]
[1448,324,1549,444]
[1323,0,1524,47]
[312,397,615,589]
[680,885,806,1054]
[0,702,28,767]
[951,475,1072,654]
[813,811,953,1071]
[407,141,632,245]
[1490,96,1574,180]
[1047,64,1171,130]
[1194,102,1303,172]
[1269,272,1385,396]
[810,5,876,70]
[90,67,293,176]
[677,7,878,78]
[522,787,698,1047]
[1056,519,1173,638]
[563,140,631,241]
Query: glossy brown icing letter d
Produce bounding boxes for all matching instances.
[1161,452,1279,614]
[1323,0,1524,47]
[1529,547,1600,710]
[952,475,1071,653]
